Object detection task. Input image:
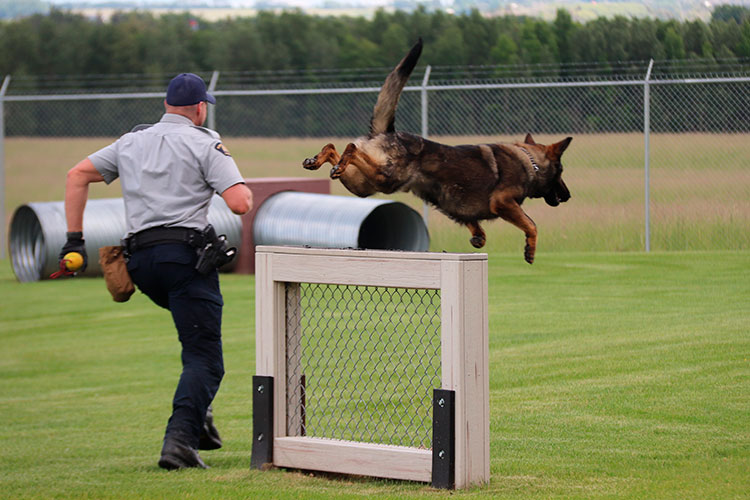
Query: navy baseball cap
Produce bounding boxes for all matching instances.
[166,73,216,106]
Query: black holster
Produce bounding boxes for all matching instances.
[195,225,237,275]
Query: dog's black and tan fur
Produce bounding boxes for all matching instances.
[303,38,571,264]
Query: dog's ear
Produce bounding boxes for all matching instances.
[551,137,572,156]
[524,133,536,145]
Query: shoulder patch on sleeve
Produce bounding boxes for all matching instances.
[213,142,232,157]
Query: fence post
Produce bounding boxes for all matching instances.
[421,65,432,226]
[207,70,220,131]
[0,75,10,259]
[643,59,653,253]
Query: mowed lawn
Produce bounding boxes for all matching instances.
[1,250,748,499]
[2,134,748,497]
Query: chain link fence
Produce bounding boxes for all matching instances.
[2,59,749,254]
[285,282,441,449]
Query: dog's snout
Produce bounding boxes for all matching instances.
[544,177,570,207]
[558,179,571,202]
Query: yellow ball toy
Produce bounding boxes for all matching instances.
[63,252,84,272]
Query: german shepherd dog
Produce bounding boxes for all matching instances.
[302,38,572,264]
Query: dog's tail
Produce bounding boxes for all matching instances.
[369,38,423,136]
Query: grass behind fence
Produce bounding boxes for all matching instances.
[1,250,748,499]
[4,134,749,255]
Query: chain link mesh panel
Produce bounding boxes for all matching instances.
[423,83,652,252]
[649,81,750,250]
[5,98,164,136]
[427,85,645,136]
[285,282,441,449]
[214,90,423,137]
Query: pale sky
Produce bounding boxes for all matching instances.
[47,0,393,5]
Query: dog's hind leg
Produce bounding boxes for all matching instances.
[319,143,378,197]
[466,221,486,249]
[331,143,384,181]
[303,143,340,170]
[330,143,358,179]
[490,188,538,264]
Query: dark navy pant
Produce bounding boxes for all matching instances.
[126,243,224,449]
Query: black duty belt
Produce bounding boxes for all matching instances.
[124,226,205,253]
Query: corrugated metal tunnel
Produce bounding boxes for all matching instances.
[9,190,430,282]
[252,191,429,252]
[9,196,242,282]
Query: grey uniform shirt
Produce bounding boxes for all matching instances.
[89,113,244,238]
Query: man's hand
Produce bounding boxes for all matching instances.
[58,232,88,272]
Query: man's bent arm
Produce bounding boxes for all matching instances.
[65,158,105,232]
[221,183,253,215]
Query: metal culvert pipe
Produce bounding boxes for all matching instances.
[9,196,242,282]
[252,192,429,252]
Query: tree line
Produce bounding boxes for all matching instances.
[1,5,750,82]
[3,6,748,137]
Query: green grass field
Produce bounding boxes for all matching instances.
[1,251,748,499]
[2,134,748,497]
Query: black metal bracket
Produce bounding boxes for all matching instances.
[251,375,274,469]
[300,374,306,436]
[432,389,456,489]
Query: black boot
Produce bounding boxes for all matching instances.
[198,405,222,450]
[158,437,208,470]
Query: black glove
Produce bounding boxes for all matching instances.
[58,231,88,272]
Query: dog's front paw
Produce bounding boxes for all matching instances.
[303,157,319,170]
[470,235,486,248]
[330,165,342,179]
[524,244,535,264]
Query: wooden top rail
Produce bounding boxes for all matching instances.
[255,245,487,289]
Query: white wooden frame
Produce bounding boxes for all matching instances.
[255,246,489,488]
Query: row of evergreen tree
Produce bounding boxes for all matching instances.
[1,5,750,82]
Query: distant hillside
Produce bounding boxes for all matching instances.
[452,0,721,21]
[3,0,747,21]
